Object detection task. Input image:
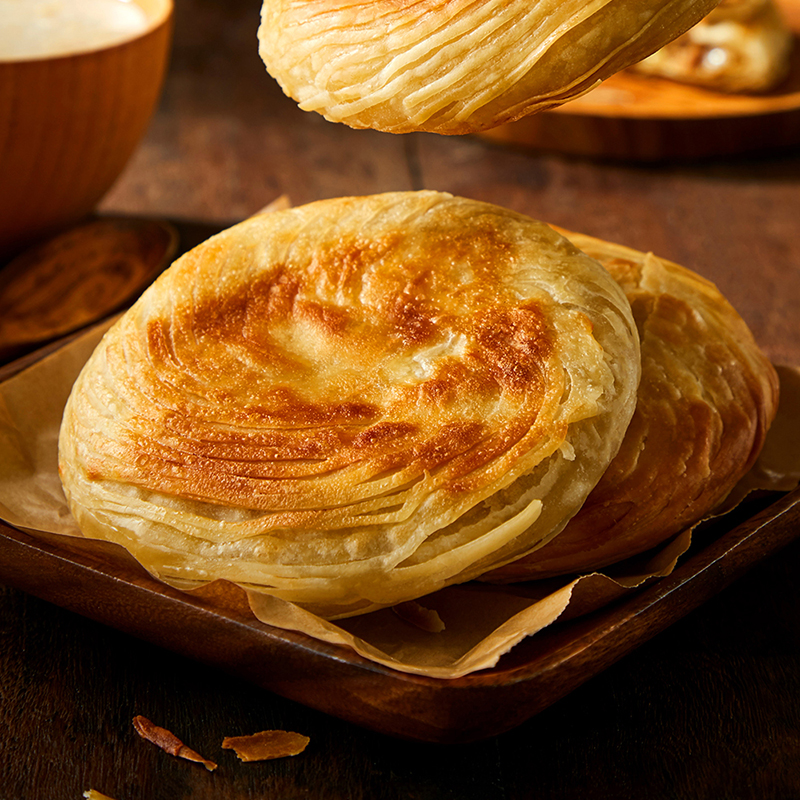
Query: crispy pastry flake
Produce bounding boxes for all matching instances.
[132,716,218,771]
[393,601,446,633]
[222,730,310,761]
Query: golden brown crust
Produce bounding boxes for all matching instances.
[58,192,640,618]
[484,232,780,582]
[258,0,720,134]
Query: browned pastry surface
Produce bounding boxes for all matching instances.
[58,192,640,618]
[258,0,720,134]
[485,232,780,582]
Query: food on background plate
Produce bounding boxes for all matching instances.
[485,231,780,581]
[631,0,794,92]
[58,191,641,619]
[257,0,721,134]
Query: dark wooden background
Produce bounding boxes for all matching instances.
[2,0,800,797]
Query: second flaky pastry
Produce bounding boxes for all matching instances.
[258,0,721,134]
[486,230,780,582]
[58,192,640,618]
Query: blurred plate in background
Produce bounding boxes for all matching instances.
[480,0,800,161]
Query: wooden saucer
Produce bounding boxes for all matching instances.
[0,216,178,363]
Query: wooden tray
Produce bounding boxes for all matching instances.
[481,0,800,160]
[2,342,799,744]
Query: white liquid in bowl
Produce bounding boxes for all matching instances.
[0,0,151,61]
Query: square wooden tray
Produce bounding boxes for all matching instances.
[1,343,798,744]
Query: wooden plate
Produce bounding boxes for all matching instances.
[481,0,800,160]
[1,343,799,744]
[0,215,178,363]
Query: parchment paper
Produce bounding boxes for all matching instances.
[0,322,797,678]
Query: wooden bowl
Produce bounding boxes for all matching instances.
[0,0,173,259]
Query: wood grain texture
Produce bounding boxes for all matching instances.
[1,0,799,794]
[0,217,177,362]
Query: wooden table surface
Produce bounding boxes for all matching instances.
[2,1,800,797]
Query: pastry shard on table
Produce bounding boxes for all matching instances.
[222,730,310,761]
[132,715,218,771]
[257,0,721,133]
[631,0,794,92]
[57,191,779,630]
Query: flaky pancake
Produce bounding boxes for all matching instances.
[258,0,720,135]
[485,232,779,582]
[58,192,640,618]
[632,0,793,93]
